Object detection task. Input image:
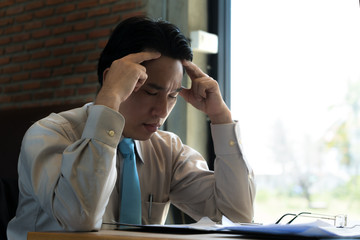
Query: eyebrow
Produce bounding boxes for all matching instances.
[146,83,184,93]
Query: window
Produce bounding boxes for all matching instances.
[231,0,360,223]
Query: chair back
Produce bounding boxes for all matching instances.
[0,178,18,240]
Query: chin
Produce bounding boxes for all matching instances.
[132,132,155,141]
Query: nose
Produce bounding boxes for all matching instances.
[151,98,170,119]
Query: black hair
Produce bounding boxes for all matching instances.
[97,16,193,85]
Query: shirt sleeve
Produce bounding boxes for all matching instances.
[211,121,256,223]
[20,105,124,231]
[169,121,255,223]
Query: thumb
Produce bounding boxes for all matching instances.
[179,88,191,103]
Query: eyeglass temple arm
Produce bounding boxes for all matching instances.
[276,212,312,224]
[275,213,297,224]
[287,212,312,224]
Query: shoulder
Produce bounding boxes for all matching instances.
[46,103,90,126]
[26,103,90,140]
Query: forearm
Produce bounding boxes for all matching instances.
[214,154,255,222]
[25,105,124,230]
[95,88,122,111]
[168,124,255,223]
[208,106,233,124]
[53,140,118,230]
[211,122,256,222]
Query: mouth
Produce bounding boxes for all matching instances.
[143,122,161,133]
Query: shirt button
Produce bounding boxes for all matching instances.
[108,130,115,137]
[229,140,236,147]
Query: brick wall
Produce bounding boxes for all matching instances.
[0,0,147,110]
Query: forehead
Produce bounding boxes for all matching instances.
[143,56,183,90]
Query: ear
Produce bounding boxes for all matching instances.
[102,68,110,84]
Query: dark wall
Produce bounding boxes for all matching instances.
[0,103,83,179]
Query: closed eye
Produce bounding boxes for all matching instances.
[169,94,178,99]
[145,90,157,96]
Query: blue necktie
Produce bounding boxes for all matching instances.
[118,138,142,224]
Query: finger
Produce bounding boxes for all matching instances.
[133,70,148,92]
[124,51,161,64]
[182,60,208,79]
[197,81,208,99]
[193,78,208,100]
[179,87,202,104]
[178,87,190,102]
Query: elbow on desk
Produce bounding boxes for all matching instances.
[222,208,254,224]
[217,194,255,223]
[55,209,103,232]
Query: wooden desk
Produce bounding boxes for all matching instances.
[28,230,250,240]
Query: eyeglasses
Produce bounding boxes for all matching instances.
[275,212,347,228]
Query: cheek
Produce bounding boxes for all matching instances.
[119,93,145,115]
[126,93,157,114]
[126,91,148,105]
[167,99,177,111]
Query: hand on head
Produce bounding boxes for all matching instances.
[180,60,233,124]
[95,52,232,125]
[95,51,161,111]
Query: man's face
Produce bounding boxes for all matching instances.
[119,56,183,140]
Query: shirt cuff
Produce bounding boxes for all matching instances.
[210,121,241,155]
[82,105,124,148]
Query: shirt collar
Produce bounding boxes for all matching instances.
[120,136,144,164]
[134,140,144,164]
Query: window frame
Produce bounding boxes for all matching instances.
[208,0,232,108]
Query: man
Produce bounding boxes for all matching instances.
[7,17,255,240]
